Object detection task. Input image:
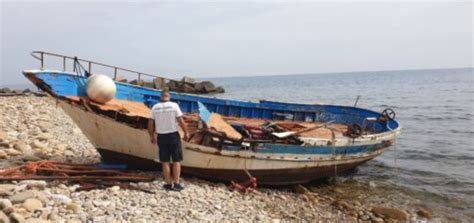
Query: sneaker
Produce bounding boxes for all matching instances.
[172,183,184,191]
[162,184,172,191]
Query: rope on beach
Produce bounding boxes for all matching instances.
[0,160,155,182]
[228,158,257,193]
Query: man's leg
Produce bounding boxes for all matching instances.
[162,162,172,184]
[170,133,184,191]
[172,162,181,184]
[158,141,172,188]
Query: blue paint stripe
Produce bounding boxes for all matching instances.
[222,143,382,155]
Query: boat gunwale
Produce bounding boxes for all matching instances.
[22,69,401,134]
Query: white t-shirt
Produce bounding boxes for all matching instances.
[150,101,184,134]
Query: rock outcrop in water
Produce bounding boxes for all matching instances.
[120,76,225,94]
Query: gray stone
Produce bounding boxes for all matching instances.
[143,81,155,89]
[0,199,13,209]
[24,218,43,223]
[215,86,225,93]
[18,181,47,189]
[201,81,216,93]
[64,150,74,157]
[417,208,432,219]
[22,198,43,212]
[30,140,46,149]
[0,210,9,223]
[129,79,144,86]
[9,191,36,204]
[166,80,180,92]
[21,155,41,162]
[369,181,377,188]
[0,150,7,159]
[256,214,265,221]
[66,203,80,214]
[371,217,384,223]
[360,214,370,221]
[114,76,127,83]
[2,206,14,215]
[293,184,310,194]
[371,207,409,221]
[16,133,27,141]
[131,218,146,223]
[180,83,196,93]
[9,213,25,223]
[12,142,27,152]
[182,76,195,84]
[4,149,21,156]
[109,186,120,193]
[0,88,11,94]
[35,133,51,141]
[153,78,166,89]
[194,83,205,93]
[48,194,71,204]
[0,185,16,196]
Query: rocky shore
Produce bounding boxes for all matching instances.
[0,95,444,222]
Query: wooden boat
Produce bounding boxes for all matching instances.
[22,51,401,185]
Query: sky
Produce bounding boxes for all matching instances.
[1,0,473,85]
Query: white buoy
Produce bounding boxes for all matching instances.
[86,74,116,104]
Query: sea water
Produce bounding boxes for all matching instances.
[209,68,474,219]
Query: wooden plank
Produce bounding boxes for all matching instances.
[207,113,242,141]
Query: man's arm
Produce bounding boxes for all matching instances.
[177,117,189,141]
[148,119,156,144]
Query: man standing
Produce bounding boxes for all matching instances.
[148,90,189,191]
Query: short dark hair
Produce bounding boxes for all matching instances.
[160,90,170,101]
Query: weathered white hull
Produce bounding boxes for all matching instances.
[58,100,393,185]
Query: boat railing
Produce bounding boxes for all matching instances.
[30,50,178,82]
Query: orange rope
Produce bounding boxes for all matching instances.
[0,160,155,182]
[1,161,79,177]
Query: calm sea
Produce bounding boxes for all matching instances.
[209,68,474,219]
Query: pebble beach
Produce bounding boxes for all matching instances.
[0,94,453,222]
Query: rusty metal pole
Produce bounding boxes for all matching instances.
[138,73,141,82]
[40,52,44,69]
[63,57,66,71]
[114,68,118,80]
[354,95,360,107]
[88,62,92,74]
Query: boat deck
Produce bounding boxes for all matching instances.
[63,97,354,143]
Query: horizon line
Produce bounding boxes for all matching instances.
[199,66,474,79]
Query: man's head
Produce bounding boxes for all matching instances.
[160,90,171,102]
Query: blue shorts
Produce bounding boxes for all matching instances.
[157,132,182,162]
